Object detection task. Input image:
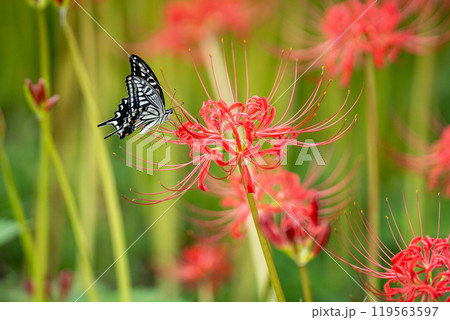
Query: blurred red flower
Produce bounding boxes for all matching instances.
[395,125,450,197]
[24,270,73,301]
[428,127,450,196]
[134,0,274,56]
[25,78,59,112]
[329,195,450,301]
[189,161,357,265]
[123,43,358,205]
[292,0,445,85]
[175,243,232,291]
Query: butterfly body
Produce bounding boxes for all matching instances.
[98,55,172,139]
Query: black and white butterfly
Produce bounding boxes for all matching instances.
[98,54,173,139]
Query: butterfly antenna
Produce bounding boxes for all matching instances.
[158,88,179,146]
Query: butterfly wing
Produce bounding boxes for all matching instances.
[97,98,134,139]
[98,55,169,139]
[129,54,165,105]
[128,75,166,135]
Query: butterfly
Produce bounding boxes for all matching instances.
[98,54,173,139]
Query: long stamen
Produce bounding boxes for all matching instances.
[385,216,402,251]
[276,59,298,126]
[350,210,393,263]
[416,190,423,238]
[190,49,211,100]
[437,192,441,238]
[402,193,416,238]
[209,54,222,100]
[268,48,292,103]
[221,38,235,103]
[386,198,407,248]
[267,49,285,102]
[231,40,238,102]
[342,213,389,267]
[243,40,249,102]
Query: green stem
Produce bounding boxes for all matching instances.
[299,264,312,302]
[62,22,131,301]
[35,115,51,301]
[0,143,40,301]
[76,0,98,288]
[34,7,51,301]
[238,163,286,302]
[364,56,380,294]
[404,53,435,228]
[198,282,214,302]
[37,9,51,90]
[39,118,99,302]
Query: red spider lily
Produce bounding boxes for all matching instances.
[121,43,359,205]
[25,78,59,113]
[174,243,232,291]
[133,0,274,56]
[187,157,357,264]
[328,194,450,301]
[258,196,331,267]
[394,125,450,197]
[291,0,444,85]
[24,270,73,301]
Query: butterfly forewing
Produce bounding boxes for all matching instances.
[129,54,165,105]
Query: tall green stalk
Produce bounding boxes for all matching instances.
[41,118,98,302]
[364,56,380,294]
[0,115,40,300]
[299,264,312,302]
[35,6,51,301]
[404,53,435,229]
[34,117,50,301]
[238,163,286,302]
[62,22,131,301]
[76,0,99,287]
[24,91,99,301]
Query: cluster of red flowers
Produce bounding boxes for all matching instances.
[292,0,447,85]
[124,43,357,205]
[329,196,450,302]
[188,161,356,266]
[384,236,450,301]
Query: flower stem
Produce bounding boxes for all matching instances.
[37,8,51,90]
[0,142,40,301]
[62,21,131,301]
[35,116,51,301]
[299,264,312,302]
[364,56,380,294]
[39,117,99,302]
[404,52,435,228]
[35,7,51,301]
[198,282,214,302]
[238,163,286,302]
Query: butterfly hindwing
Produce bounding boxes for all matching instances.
[98,98,134,139]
